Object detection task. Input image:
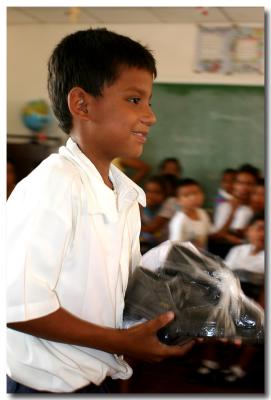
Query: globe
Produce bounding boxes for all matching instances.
[21,99,52,132]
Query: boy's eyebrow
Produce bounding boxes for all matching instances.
[123,87,152,98]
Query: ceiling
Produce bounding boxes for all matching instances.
[7,7,264,25]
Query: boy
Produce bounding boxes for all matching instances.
[250,177,264,214]
[6,28,194,394]
[225,211,265,300]
[214,168,236,208]
[159,157,182,178]
[168,178,211,249]
[140,175,168,253]
[209,166,257,257]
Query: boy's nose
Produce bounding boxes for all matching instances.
[141,107,157,127]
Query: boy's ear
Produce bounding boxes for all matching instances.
[67,87,91,121]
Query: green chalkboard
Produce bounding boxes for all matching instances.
[141,83,264,208]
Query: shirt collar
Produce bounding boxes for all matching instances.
[59,138,146,221]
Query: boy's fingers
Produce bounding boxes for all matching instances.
[167,339,196,356]
[147,311,175,332]
[233,338,242,346]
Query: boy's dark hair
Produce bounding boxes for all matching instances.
[237,163,260,179]
[159,157,182,173]
[159,173,179,197]
[222,168,236,175]
[248,211,264,227]
[177,178,201,190]
[256,177,265,186]
[145,175,168,195]
[47,28,157,134]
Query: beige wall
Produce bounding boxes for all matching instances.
[7,23,264,139]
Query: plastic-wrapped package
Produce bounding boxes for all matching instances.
[124,241,264,345]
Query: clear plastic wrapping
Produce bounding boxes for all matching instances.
[124,241,264,345]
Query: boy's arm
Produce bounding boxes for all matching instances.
[119,157,151,184]
[141,215,168,233]
[7,307,195,363]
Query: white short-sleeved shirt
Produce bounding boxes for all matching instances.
[168,208,211,248]
[6,138,146,393]
[224,244,264,274]
[212,201,253,232]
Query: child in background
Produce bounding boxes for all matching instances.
[214,168,236,208]
[159,157,182,178]
[250,178,264,215]
[6,28,194,394]
[140,173,180,241]
[209,165,257,257]
[169,178,211,249]
[140,176,168,253]
[224,211,264,303]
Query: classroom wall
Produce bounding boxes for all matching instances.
[7,22,264,139]
[7,22,264,206]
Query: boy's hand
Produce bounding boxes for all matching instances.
[120,312,195,362]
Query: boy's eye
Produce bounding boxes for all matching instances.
[128,97,141,105]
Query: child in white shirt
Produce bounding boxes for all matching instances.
[214,168,236,209]
[6,28,194,394]
[225,211,265,298]
[169,178,211,249]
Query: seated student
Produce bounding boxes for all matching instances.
[214,168,236,209]
[169,178,211,249]
[140,176,168,253]
[159,157,182,178]
[250,177,264,215]
[209,165,257,257]
[224,211,264,302]
[140,173,180,240]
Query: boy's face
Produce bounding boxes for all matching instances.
[250,185,264,212]
[221,172,235,194]
[85,66,156,160]
[162,161,180,177]
[247,219,264,251]
[177,184,204,210]
[233,172,256,202]
[145,182,165,208]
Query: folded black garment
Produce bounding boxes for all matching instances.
[124,243,264,345]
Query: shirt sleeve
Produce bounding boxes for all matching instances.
[6,165,76,323]
[168,213,186,241]
[201,209,212,233]
[231,207,254,230]
[224,246,239,269]
[212,202,232,232]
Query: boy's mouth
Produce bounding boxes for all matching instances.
[131,131,148,143]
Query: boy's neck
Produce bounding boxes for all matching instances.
[90,156,114,190]
[183,208,199,220]
[72,136,114,190]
